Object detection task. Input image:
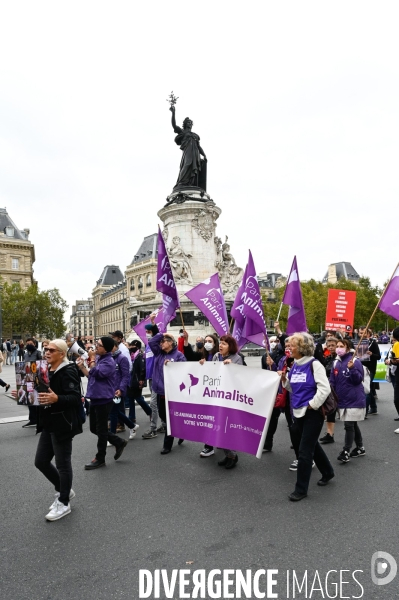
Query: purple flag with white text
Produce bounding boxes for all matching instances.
[231,251,268,349]
[133,306,167,345]
[379,264,399,320]
[156,227,180,326]
[281,256,307,334]
[185,273,229,337]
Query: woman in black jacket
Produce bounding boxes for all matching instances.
[35,339,82,521]
[182,331,219,362]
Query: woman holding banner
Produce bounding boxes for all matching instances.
[281,332,334,501]
[212,334,243,469]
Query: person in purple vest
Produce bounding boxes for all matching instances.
[282,332,335,501]
[329,338,366,463]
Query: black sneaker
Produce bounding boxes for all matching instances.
[368,410,378,416]
[22,421,36,428]
[350,446,365,458]
[337,450,350,463]
[319,433,334,444]
[288,491,307,502]
[5,384,10,392]
[142,430,157,439]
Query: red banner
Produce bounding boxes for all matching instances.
[325,289,357,332]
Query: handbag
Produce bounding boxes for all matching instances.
[274,364,288,408]
[310,360,338,417]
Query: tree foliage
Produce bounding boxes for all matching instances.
[262,277,398,333]
[0,282,67,339]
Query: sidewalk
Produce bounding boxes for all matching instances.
[0,364,29,423]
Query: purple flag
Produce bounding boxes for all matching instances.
[379,264,399,320]
[133,306,167,345]
[156,227,180,326]
[282,256,307,334]
[231,251,268,349]
[185,273,229,336]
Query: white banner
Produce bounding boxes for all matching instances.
[164,362,280,458]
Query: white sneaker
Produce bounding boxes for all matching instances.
[395,428,399,434]
[45,500,71,521]
[129,424,139,439]
[107,441,113,447]
[289,459,315,471]
[49,489,75,510]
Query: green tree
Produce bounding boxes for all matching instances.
[0,282,67,339]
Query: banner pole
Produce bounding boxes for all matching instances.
[275,302,283,323]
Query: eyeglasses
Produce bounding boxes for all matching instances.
[161,338,172,343]
[96,343,104,348]
[45,348,59,354]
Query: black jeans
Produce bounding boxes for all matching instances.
[34,429,72,506]
[291,409,334,495]
[157,394,174,450]
[89,401,124,463]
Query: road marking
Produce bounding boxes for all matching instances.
[0,416,29,424]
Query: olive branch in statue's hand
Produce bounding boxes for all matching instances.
[167,91,179,111]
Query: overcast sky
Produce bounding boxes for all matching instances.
[0,1,398,318]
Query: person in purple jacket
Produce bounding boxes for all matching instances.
[329,338,366,463]
[77,336,128,469]
[148,317,186,455]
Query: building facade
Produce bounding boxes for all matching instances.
[92,265,125,338]
[69,299,94,341]
[0,207,35,288]
[125,234,158,329]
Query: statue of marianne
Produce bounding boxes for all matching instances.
[170,104,207,190]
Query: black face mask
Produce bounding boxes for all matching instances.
[196,342,204,349]
[26,344,35,352]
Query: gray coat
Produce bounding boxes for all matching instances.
[212,352,243,365]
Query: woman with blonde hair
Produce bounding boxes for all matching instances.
[282,332,335,501]
[34,339,82,521]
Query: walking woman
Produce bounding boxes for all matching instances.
[212,334,243,469]
[329,338,366,463]
[35,339,82,521]
[282,332,335,501]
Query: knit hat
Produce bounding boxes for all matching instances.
[100,336,115,353]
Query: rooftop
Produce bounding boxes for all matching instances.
[130,233,157,264]
[322,262,360,283]
[96,265,124,286]
[0,207,31,241]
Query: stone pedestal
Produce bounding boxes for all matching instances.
[158,199,221,288]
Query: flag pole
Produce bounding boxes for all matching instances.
[276,302,283,322]
[355,260,399,355]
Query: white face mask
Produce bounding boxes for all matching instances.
[204,342,214,351]
[270,342,277,350]
[146,333,152,339]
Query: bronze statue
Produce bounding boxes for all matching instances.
[169,100,207,191]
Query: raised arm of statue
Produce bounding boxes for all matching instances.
[170,105,181,134]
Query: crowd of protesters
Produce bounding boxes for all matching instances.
[7,320,398,519]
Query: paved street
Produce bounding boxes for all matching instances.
[1,361,398,599]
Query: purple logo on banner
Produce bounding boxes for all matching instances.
[185,272,229,337]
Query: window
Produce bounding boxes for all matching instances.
[5,226,14,237]
[12,258,19,270]
[146,274,151,286]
